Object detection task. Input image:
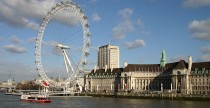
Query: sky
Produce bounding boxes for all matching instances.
[0,0,210,81]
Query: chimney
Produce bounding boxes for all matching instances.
[94,65,97,73]
[124,62,128,68]
[111,65,113,72]
[105,65,107,72]
[188,56,192,70]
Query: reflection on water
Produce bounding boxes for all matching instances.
[0,93,210,108]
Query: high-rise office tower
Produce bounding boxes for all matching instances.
[98,45,119,69]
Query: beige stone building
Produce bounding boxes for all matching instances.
[86,68,122,92]
[86,50,210,95]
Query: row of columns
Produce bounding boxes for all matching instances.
[88,77,116,92]
[121,77,172,91]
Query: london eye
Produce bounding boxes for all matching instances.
[35,1,91,89]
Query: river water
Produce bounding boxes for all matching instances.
[0,92,210,108]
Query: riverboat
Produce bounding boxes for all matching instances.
[20,94,51,103]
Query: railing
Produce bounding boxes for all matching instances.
[48,91,81,95]
[0,85,15,88]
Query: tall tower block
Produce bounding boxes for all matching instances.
[98,45,119,69]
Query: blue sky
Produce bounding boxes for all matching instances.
[0,0,210,81]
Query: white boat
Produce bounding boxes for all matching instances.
[20,86,51,103]
[20,93,52,103]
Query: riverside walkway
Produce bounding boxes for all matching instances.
[80,92,210,101]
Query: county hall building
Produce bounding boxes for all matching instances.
[86,49,210,95]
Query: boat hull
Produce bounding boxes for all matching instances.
[20,99,52,103]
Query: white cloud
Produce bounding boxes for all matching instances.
[136,18,150,36]
[0,0,41,30]
[198,46,210,62]
[42,40,58,47]
[0,60,36,81]
[189,18,210,41]
[3,44,27,54]
[136,19,144,28]
[140,30,150,36]
[53,10,80,27]
[9,36,23,44]
[183,0,210,8]
[201,46,210,53]
[27,37,36,43]
[124,39,145,49]
[112,19,135,40]
[52,47,63,56]
[169,56,187,63]
[118,8,134,18]
[0,0,80,30]
[92,13,101,22]
[112,8,135,40]
[111,8,149,40]
[197,54,210,62]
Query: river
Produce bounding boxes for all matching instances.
[0,92,210,108]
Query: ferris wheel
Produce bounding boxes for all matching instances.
[35,1,91,88]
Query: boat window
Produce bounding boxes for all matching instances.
[28,97,35,99]
[38,98,48,100]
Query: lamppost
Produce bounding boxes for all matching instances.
[178,82,181,93]
[90,76,92,92]
[190,83,193,95]
[100,77,102,92]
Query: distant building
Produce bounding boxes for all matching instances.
[98,44,119,69]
